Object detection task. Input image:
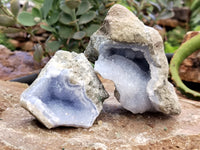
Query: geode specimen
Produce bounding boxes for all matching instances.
[85,4,181,115]
[20,51,109,128]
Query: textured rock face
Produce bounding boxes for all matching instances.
[85,4,181,115]
[20,51,109,128]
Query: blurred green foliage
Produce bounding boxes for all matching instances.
[164,26,186,53]
[0,33,15,50]
[164,42,179,53]
[194,25,200,31]
[118,0,200,54]
[190,0,200,30]
[164,0,200,53]
[118,0,183,26]
[0,0,116,62]
[0,0,200,59]
[167,27,187,46]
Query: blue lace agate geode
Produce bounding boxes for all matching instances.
[20,51,109,128]
[85,4,181,115]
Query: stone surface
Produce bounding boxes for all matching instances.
[85,4,181,115]
[0,45,46,80]
[20,50,109,128]
[0,79,200,150]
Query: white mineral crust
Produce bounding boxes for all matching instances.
[85,4,181,115]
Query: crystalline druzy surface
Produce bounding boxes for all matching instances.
[95,42,153,113]
[85,4,181,115]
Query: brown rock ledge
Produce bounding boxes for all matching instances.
[0,79,200,150]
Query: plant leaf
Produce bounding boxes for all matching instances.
[173,0,183,7]
[33,44,43,62]
[0,7,6,15]
[59,12,73,25]
[149,1,161,11]
[45,41,61,54]
[32,8,41,23]
[40,24,56,32]
[41,0,54,19]
[79,11,96,25]
[164,42,179,53]
[194,25,200,31]
[60,0,73,16]
[32,7,41,18]
[76,0,92,16]
[67,40,79,52]
[17,11,36,26]
[191,0,200,11]
[149,13,156,21]
[73,31,86,40]
[65,0,81,9]
[85,24,100,37]
[158,11,174,20]
[191,7,200,18]
[0,15,15,26]
[157,0,168,8]
[22,1,29,11]
[192,14,200,24]
[47,11,60,25]
[31,0,44,6]
[0,27,22,33]
[58,25,73,39]
[10,0,20,17]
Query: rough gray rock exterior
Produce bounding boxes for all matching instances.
[85,4,181,115]
[20,51,109,128]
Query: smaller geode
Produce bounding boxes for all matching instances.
[20,51,109,128]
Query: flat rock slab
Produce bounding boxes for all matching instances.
[0,79,200,150]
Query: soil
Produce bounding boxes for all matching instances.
[0,78,200,150]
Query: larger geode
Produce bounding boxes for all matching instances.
[85,4,181,115]
[20,51,109,128]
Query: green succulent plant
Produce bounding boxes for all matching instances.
[190,0,200,29]
[170,34,200,99]
[118,0,184,26]
[164,26,187,53]
[0,0,116,62]
[65,0,81,9]
[0,33,15,50]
